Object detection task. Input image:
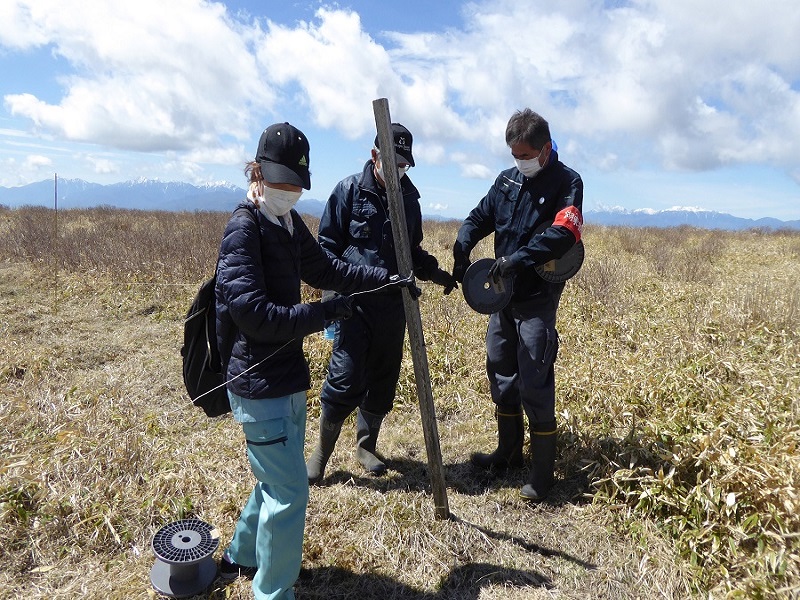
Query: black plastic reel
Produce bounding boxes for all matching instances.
[532,221,585,283]
[462,258,513,314]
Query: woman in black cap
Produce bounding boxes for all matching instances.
[213,122,407,599]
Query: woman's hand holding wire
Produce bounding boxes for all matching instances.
[389,274,422,299]
[321,294,353,321]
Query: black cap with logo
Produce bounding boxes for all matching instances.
[374,123,415,167]
[255,122,311,189]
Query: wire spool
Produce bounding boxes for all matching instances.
[150,518,220,598]
[462,258,514,314]
[532,221,585,283]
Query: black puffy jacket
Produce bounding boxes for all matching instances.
[317,161,439,280]
[456,151,584,305]
[215,202,388,400]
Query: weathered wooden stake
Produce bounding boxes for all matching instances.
[372,98,450,519]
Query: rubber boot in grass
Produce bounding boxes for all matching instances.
[356,408,387,476]
[520,420,557,501]
[471,409,524,470]
[307,415,343,485]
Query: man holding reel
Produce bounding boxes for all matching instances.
[453,108,584,502]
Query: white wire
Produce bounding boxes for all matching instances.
[178,275,416,415]
[190,337,296,404]
[350,274,415,297]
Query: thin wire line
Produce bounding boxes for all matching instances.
[177,274,416,416]
[350,274,414,297]
[190,337,296,404]
[81,275,423,289]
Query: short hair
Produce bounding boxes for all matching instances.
[505,109,551,149]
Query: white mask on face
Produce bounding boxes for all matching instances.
[515,157,543,178]
[262,187,302,216]
[375,155,407,185]
[515,146,548,178]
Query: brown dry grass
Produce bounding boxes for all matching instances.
[0,207,798,599]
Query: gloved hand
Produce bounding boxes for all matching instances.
[321,293,353,321]
[389,274,422,299]
[429,267,458,295]
[452,243,471,283]
[487,255,523,284]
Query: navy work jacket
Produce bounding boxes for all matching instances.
[456,151,584,305]
[317,161,439,280]
[215,202,388,400]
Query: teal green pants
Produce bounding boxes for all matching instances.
[226,393,309,600]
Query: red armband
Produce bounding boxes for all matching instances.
[553,206,583,243]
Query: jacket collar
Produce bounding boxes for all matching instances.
[356,159,420,201]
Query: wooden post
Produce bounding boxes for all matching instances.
[372,98,450,519]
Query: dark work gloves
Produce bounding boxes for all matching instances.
[389,274,422,299]
[429,267,458,295]
[487,255,523,284]
[321,293,353,322]
[452,243,471,283]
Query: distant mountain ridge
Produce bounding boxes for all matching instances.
[1,178,798,231]
[585,205,800,231]
[0,177,246,213]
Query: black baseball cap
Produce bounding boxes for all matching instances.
[374,123,415,167]
[255,122,311,189]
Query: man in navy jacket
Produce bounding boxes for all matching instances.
[307,123,456,483]
[453,109,584,501]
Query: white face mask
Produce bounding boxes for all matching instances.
[515,146,548,178]
[515,157,542,178]
[376,162,407,184]
[263,187,302,216]
[374,150,409,183]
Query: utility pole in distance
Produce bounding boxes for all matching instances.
[372,98,450,520]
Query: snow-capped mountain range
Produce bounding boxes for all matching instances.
[1,178,798,231]
[584,204,800,231]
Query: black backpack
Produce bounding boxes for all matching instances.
[181,207,256,417]
[181,271,230,417]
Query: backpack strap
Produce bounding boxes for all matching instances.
[215,205,261,277]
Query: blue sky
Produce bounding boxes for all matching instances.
[2,0,799,220]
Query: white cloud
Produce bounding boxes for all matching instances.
[0,154,53,186]
[184,145,247,168]
[87,156,118,175]
[25,154,52,169]
[257,8,397,137]
[2,0,800,191]
[461,163,494,179]
[3,0,265,152]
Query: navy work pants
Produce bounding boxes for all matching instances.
[486,302,559,427]
[320,293,406,423]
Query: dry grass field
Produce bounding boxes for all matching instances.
[0,206,798,599]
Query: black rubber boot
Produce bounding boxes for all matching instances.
[356,408,387,476]
[520,420,557,501]
[307,415,343,485]
[470,409,525,470]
